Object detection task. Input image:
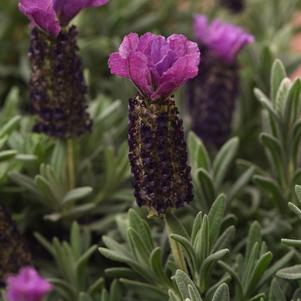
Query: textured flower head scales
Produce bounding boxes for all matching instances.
[109,32,200,101]
[19,0,109,36]
[194,15,254,62]
[6,267,52,301]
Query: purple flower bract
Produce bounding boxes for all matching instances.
[6,267,52,301]
[109,33,200,101]
[194,15,254,62]
[19,0,109,36]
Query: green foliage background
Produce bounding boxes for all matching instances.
[2,0,301,300]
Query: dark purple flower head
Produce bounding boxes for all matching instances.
[194,15,254,62]
[109,33,200,101]
[19,0,108,36]
[6,267,52,301]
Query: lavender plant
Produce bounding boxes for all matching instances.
[187,16,253,149]
[2,1,301,301]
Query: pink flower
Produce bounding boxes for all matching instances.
[108,33,201,101]
[194,15,254,62]
[6,267,53,301]
[19,0,109,36]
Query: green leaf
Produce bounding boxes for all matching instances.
[79,292,93,301]
[191,212,203,243]
[258,250,294,287]
[173,270,197,300]
[218,261,243,300]
[271,59,287,101]
[288,202,301,219]
[62,187,93,205]
[194,215,209,265]
[254,88,279,121]
[246,221,262,259]
[212,283,230,301]
[285,78,301,123]
[0,116,21,137]
[188,284,203,301]
[274,78,291,115]
[128,227,151,263]
[201,249,229,280]
[76,245,98,271]
[213,137,239,189]
[188,131,210,171]
[128,209,154,252]
[149,248,171,287]
[212,226,235,252]
[70,222,82,258]
[170,234,196,272]
[277,265,301,280]
[196,168,215,207]
[281,238,301,247]
[208,194,226,247]
[247,252,273,294]
[0,150,17,162]
[268,279,286,301]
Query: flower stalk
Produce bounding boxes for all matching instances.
[66,138,75,190]
[164,214,188,273]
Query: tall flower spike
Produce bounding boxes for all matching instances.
[29,26,92,137]
[6,267,52,301]
[187,15,254,148]
[109,33,200,214]
[19,0,109,137]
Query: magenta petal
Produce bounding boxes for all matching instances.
[153,55,199,100]
[119,33,140,58]
[53,0,109,26]
[6,267,52,301]
[168,34,201,66]
[108,52,129,77]
[128,52,153,98]
[194,14,254,62]
[19,0,61,36]
[155,50,177,76]
[137,32,158,53]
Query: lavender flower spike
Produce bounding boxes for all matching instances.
[109,32,200,101]
[19,0,109,36]
[187,15,254,148]
[194,15,254,63]
[6,267,52,301]
[109,33,199,214]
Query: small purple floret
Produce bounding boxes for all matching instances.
[194,15,254,62]
[6,267,52,301]
[19,0,109,36]
[108,33,200,101]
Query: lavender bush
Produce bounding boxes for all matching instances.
[1,0,301,301]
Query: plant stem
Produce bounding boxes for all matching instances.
[164,215,188,273]
[66,138,75,190]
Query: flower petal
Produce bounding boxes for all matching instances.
[152,54,199,100]
[168,34,201,65]
[194,14,254,62]
[108,52,129,77]
[19,0,61,36]
[53,0,109,26]
[119,33,140,58]
[128,52,153,98]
